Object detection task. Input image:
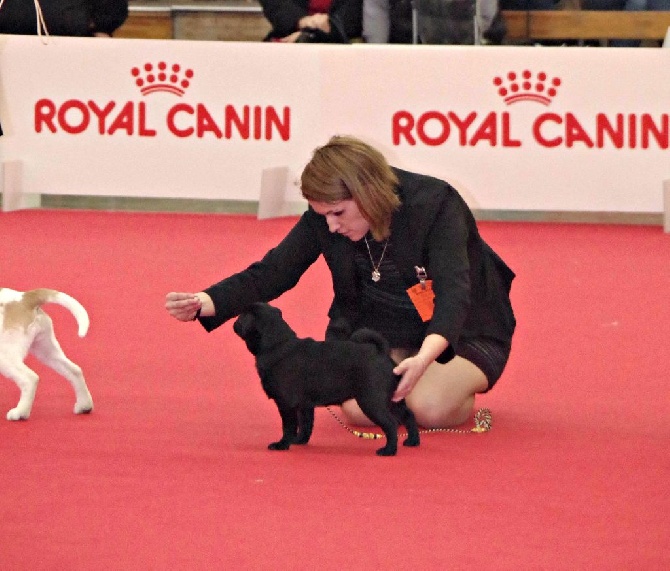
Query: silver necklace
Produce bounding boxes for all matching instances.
[364,236,389,282]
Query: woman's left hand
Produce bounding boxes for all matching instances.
[392,355,428,402]
[279,31,302,42]
[298,13,330,33]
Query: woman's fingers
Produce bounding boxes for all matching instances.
[165,292,201,320]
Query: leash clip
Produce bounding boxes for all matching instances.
[414,266,428,290]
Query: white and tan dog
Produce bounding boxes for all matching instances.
[0,288,93,420]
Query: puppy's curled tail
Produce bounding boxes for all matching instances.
[349,328,390,355]
[23,288,90,337]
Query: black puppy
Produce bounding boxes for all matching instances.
[233,302,420,456]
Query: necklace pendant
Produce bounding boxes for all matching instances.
[371,270,381,282]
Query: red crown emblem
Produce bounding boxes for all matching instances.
[131,62,194,96]
[493,71,561,106]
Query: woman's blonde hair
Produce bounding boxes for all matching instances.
[301,135,400,240]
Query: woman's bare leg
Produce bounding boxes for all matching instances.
[340,355,488,428]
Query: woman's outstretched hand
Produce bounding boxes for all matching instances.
[165,292,211,322]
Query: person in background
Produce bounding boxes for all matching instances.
[0,0,128,37]
[165,135,517,429]
[363,0,506,45]
[362,0,391,42]
[258,0,362,42]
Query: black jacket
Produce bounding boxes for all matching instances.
[201,168,516,355]
[259,0,362,41]
[0,0,128,36]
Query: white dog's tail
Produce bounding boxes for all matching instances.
[23,288,90,337]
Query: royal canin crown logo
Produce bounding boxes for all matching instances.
[493,70,561,106]
[131,62,194,96]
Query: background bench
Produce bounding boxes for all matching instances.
[116,2,270,41]
[116,2,670,45]
[504,10,670,43]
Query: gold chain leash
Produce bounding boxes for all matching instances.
[326,407,492,439]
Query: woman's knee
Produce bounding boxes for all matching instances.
[402,356,485,427]
[407,392,475,428]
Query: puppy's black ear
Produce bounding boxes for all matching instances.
[232,312,254,337]
[239,303,258,316]
[263,303,283,317]
[251,301,279,314]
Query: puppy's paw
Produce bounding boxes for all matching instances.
[403,435,420,447]
[375,445,397,456]
[6,408,29,421]
[268,440,291,450]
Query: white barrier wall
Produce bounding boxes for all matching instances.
[1,35,669,214]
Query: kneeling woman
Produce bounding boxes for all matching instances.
[165,135,517,428]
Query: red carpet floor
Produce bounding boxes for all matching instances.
[0,209,668,570]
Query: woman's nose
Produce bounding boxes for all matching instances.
[325,215,339,233]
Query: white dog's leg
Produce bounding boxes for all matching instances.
[1,360,39,420]
[30,317,93,415]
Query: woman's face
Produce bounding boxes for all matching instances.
[309,199,370,242]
